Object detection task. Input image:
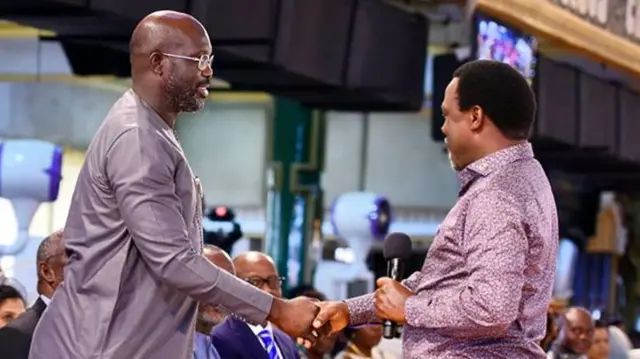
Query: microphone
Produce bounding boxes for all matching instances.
[381,232,413,339]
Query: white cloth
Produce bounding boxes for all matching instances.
[39,294,51,306]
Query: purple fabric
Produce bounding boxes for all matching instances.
[345,143,558,358]
[370,196,390,240]
[329,198,339,237]
[46,146,63,201]
[0,142,4,196]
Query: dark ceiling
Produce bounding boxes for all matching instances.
[0,0,429,111]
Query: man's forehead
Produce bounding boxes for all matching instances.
[206,251,231,265]
[236,261,278,276]
[445,78,459,96]
[173,33,212,55]
[565,312,593,327]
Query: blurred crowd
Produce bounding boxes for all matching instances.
[542,303,640,359]
[1,229,640,359]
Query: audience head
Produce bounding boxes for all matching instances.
[234,251,283,298]
[541,311,559,351]
[198,244,235,329]
[442,59,535,171]
[288,284,326,301]
[609,317,626,332]
[289,285,337,357]
[608,324,634,359]
[344,325,384,353]
[0,284,26,328]
[36,229,67,297]
[558,306,594,355]
[587,320,611,359]
[129,10,213,116]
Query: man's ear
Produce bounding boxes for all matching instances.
[38,262,54,283]
[149,52,164,75]
[469,105,484,131]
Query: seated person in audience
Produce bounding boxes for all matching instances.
[288,285,339,359]
[547,307,594,359]
[587,320,611,359]
[194,245,235,359]
[0,285,26,328]
[541,311,560,352]
[212,252,299,359]
[608,323,632,359]
[0,230,66,359]
[334,325,398,359]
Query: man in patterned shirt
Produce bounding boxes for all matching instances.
[310,60,558,358]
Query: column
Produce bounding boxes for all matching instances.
[265,97,325,294]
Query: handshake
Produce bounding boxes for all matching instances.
[267,277,415,347]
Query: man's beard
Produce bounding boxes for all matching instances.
[165,72,205,113]
[448,150,457,171]
[445,139,463,172]
[446,146,461,172]
[197,311,227,327]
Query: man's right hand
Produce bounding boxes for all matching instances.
[297,301,350,349]
[312,301,350,334]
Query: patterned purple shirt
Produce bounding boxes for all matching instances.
[346,143,558,359]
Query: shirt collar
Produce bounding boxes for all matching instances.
[248,322,273,336]
[457,142,534,191]
[39,294,51,306]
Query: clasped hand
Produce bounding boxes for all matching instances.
[290,277,415,348]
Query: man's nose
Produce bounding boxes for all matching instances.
[202,64,213,78]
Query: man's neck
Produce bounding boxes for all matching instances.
[551,343,583,358]
[37,283,53,299]
[196,321,214,335]
[131,84,178,127]
[472,139,526,164]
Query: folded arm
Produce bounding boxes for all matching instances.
[107,128,273,324]
[404,190,528,336]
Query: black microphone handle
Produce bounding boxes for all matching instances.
[382,258,405,339]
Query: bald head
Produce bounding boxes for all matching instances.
[129,11,213,116]
[559,306,594,354]
[36,230,67,297]
[203,245,235,275]
[36,230,64,266]
[130,11,207,57]
[234,252,282,298]
[563,307,592,325]
[234,251,276,268]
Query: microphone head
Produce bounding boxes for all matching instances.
[382,232,412,260]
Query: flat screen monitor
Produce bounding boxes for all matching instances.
[473,13,538,85]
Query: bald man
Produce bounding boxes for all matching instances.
[0,230,66,359]
[197,245,236,335]
[213,252,300,359]
[194,245,235,359]
[547,307,594,359]
[29,11,318,359]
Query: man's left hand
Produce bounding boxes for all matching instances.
[374,277,415,325]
